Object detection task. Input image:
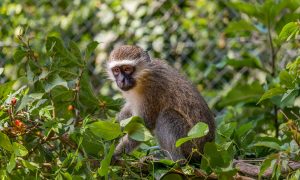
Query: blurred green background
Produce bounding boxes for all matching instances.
[0,0,300,178]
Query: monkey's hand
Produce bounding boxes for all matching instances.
[117,104,132,121]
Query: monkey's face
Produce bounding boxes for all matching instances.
[111,65,136,91]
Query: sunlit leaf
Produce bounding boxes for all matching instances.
[88,121,122,140]
[259,154,277,178]
[176,122,209,147]
[0,132,12,152]
[6,154,16,173]
[13,142,28,156]
[258,87,286,104]
[98,143,115,176]
[279,22,300,42]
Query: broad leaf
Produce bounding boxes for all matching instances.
[85,41,99,61]
[98,143,115,176]
[258,87,286,104]
[6,154,16,173]
[225,20,257,34]
[0,132,12,151]
[176,122,209,147]
[13,48,26,62]
[125,122,152,142]
[69,40,82,62]
[120,116,145,127]
[259,154,278,178]
[279,22,300,42]
[220,82,264,106]
[88,121,122,140]
[281,89,298,107]
[13,142,28,156]
[43,74,68,93]
[279,70,294,89]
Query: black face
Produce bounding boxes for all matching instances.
[112,65,136,91]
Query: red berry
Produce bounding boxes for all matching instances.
[11,97,17,105]
[67,105,74,111]
[14,119,23,127]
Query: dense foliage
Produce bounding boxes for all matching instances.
[0,0,300,179]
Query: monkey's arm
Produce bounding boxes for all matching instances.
[117,104,132,121]
[112,105,141,163]
[112,134,141,161]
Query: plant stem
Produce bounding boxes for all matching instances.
[267,18,279,137]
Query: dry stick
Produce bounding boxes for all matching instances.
[233,160,300,178]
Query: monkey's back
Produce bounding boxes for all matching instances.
[144,60,215,140]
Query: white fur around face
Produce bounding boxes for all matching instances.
[107,60,137,69]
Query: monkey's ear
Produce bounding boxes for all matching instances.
[143,50,151,62]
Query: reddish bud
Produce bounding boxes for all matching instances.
[11,97,17,105]
[67,105,74,111]
[14,119,23,127]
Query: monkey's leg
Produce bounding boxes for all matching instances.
[155,109,190,162]
[113,134,141,160]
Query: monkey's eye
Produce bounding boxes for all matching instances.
[112,67,120,75]
[122,65,134,74]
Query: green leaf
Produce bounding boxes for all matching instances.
[159,159,175,166]
[120,116,145,127]
[254,141,281,150]
[120,116,152,141]
[279,70,295,89]
[218,168,238,180]
[46,36,81,66]
[13,142,28,156]
[225,20,257,34]
[21,160,39,171]
[17,93,44,112]
[220,122,237,138]
[201,142,231,171]
[125,123,152,142]
[78,71,99,111]
[6,154,16,173]
[254,137,282,150]
[44,74,68,93]
[258,87,286,104]
[236,122,252,137]
[98,143,115,176]
[0,81,15,100]
[88,121,122,140]
[13,48,26,62]
[69,40,82,62]
[227,2,258,17]
[224,55,262,69]
[259,154,277,178]
[220,82,264,107]
[279,22,300,42]
[281,89,298,106]
[176,122,209,147]
[0,132,12,151]
[62,172,72,180]
[85,41,99,61]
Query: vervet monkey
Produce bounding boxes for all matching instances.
[107,45,215,163]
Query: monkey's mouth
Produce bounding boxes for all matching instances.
[117,79,135,91]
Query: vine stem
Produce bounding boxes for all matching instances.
[267,17,279,138]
